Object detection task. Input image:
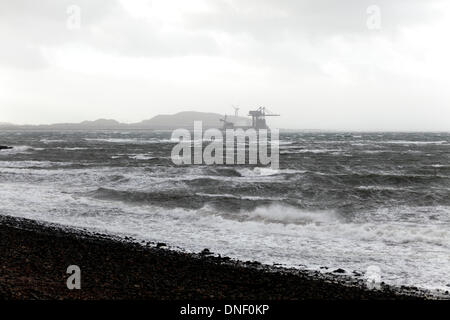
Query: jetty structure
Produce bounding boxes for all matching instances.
[220,107,280,130]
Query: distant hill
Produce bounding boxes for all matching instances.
[0,119,126,130]
[0,112,252,130]
[0,122,14,128]
[131,111,250,129]
[79,119,123,128]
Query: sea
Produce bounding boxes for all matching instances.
[0,130,449,291]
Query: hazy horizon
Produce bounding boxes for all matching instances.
[1,0,450,131]
[2,111,450,132]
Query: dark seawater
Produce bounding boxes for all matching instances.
[0,130,449,290]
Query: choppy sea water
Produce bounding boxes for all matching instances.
[0,130,449,291]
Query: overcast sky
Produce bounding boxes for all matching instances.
[1,0,449,130]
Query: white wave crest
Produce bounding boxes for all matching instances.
[0,145,34,155]
[237,167,302,177]
[129,154,155,160]
[244,204,340,225]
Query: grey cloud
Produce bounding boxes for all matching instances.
[0,0,445,70]
[0,0,221,68]
[87,12,219,58]
[186,0,444,39]
[0,0,119,69]
[176,0,446,76]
